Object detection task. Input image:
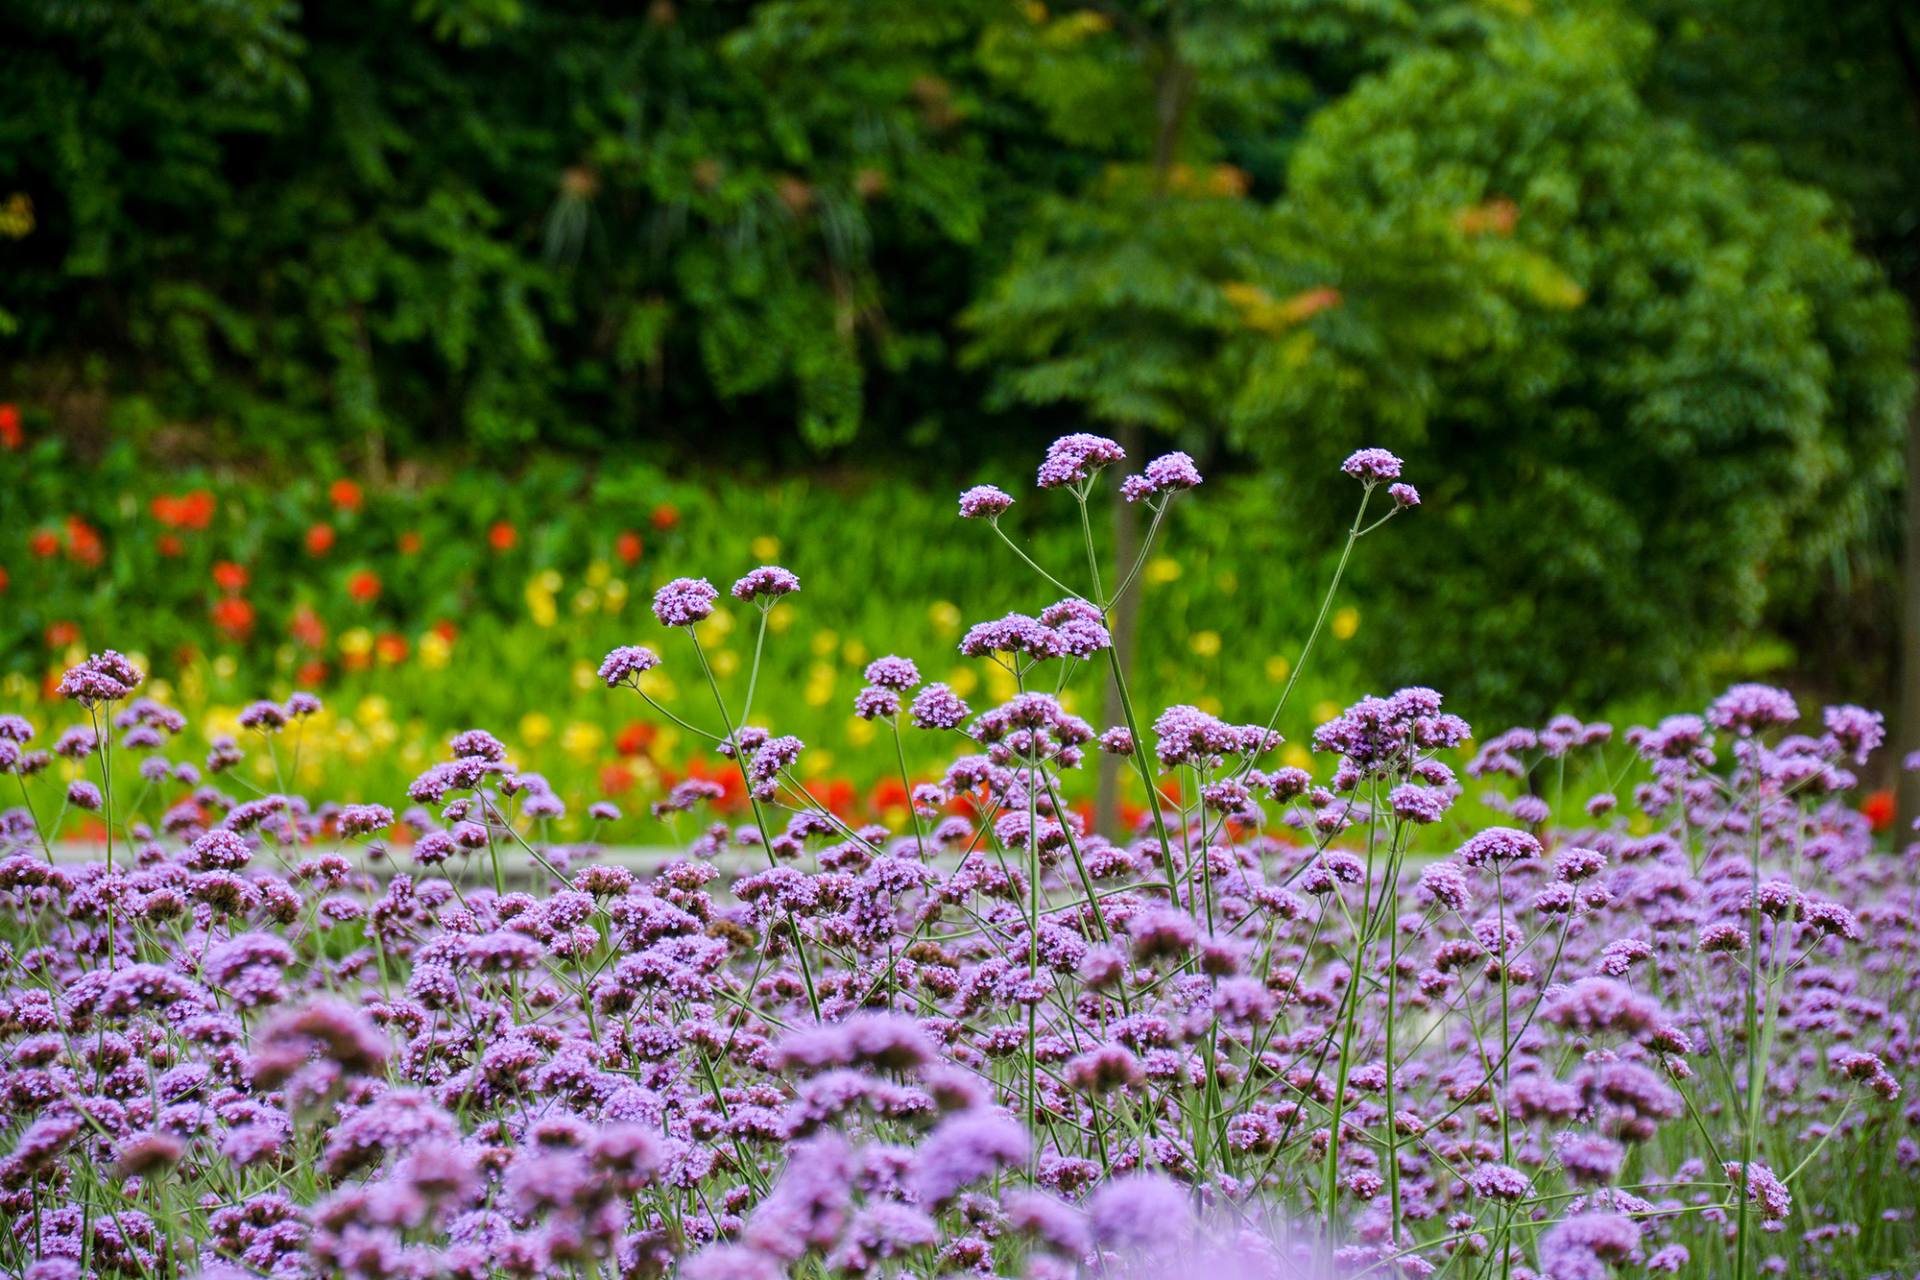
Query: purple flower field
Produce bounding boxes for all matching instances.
[1,437,1914,1279]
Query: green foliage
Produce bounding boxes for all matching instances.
[1223,11,1913,713]
[2,0,1914,722]
[1,0,988,457]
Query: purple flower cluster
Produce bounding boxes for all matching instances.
[0,436,1910,1278]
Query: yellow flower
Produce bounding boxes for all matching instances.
[604,580,629,612]
[842,639,869,667]
[1190,630,1221,658]
[354,697,391,728]
[811,629,840,657]
[987,665,1017,703]
[928,601,962,633]
[805,661,836,709]
[571,588,599,615]
[712,650,740,678]
[706,608,735,639]
[341,628,374,658]
[1198,696,1223,715]
[250,755,275,781]
[1283,743,1312,770]
[213,654,238,680]
[537,569,563,594]
[767,602,795,634]
[562,721,605,760]
[419,630,453,671]
[847,717,877,747]
[586,560,611,587]
[1216,571,1239,594]
[571,661,599,691]
[804,748,835,777]
[1313,700,1340,725]
[525,580,558,628]
[1264,655,1291,683]
[519,712,554,746]
[751,535,781,560]
[948,667,979,696]
[1331,607,1360,641]
[1144,556,1180,585]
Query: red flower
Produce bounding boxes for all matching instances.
[616,530,643,565]
[328,478,364,512]
[179,490,215,530]
[869,777,910,817]
[0,403,20,450]
[152,490,216,530]
[1862,788,1895,833]
[815,777,855,819]
[290,605,327,649]
[296,659,329,686]
[488,521,518,552]
[306,523,336,556]
[616,721,658,756]
[211,596,256,641]
[649,502,680,531]
[600,764,637,796]
[398,530,422,555]
[348,570,382,602]
[45,621,80,649]
[374,632,409,664]
[432,619,459,644]
[212,561,249,594]
[156,534,184,558]
[0,564,7,593]
[29,530,60,559]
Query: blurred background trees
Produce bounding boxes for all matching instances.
[3,0,1915,732]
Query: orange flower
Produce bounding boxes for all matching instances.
[0,403,20,450]
[1862,788,1895,833]
[296,659,329,686]
[616,530,643,565]
[306,523,336,556]
[212,561,248,594]
[600,763,637,796]
[328,478,364,512]
[65,516,102,568]
[29,529,59,559]
[156,534,183,558]
[398,530,423,555]
[211,596,255,641]
[869,777,910,810]
[431,619,459,644]
[348,569,382,602]
[616,721,658,756]
[649,502,680,531]
[45,621,80,648]
[488,521,517,552]
[374,632,409,664]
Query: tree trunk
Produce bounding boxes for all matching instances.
[1898,376,1920,834]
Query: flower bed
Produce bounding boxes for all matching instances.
[0,437,1913,1278]
[0,427,1359,820]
